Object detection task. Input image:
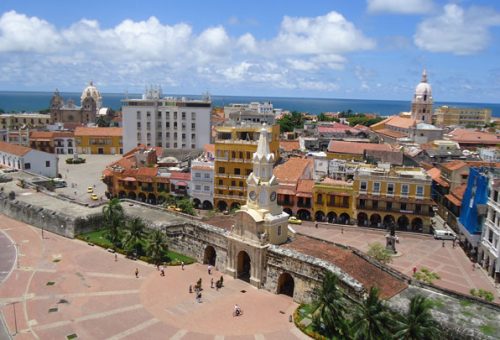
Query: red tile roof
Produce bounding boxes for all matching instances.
[426,168,441,181]
[327,141,393,155]
[441,160,468,171]
[318,123,360,134]
[273,158,312,183]
[74,127,123,137]
[297,179,314,193]
[0,141,32,156]
[282,235,407,299]
[170,172,191,180]
[448,128,499,145]
[376,128,406,139]
[279,140,300,152]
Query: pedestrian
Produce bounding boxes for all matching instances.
[208,264,212,275]
[135,268,139,278]
[315,222,318,229]
[114,253,117,262]
[211,278,214,288]
[196,292,202,303]
[181,261,184,270]
[189,285,192,293]
[442,240,445,248]
[472,262,475,271]
[452,239,456,248]
[412,266,417,276]
[341,227,344,234]
[160,265,165,277]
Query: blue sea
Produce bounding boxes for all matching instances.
[1,91,499,117]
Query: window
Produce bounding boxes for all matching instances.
[24,163,31,169]
[195,185,201,190]
[195,173,201,178]
[231,180,236,186]
[137,122,141,128]
[204,186,210,191]
[218,179,223,185]
[401,184,409,195]
[278,225,282,236]
[373,182,380,193]
[387,183,394,194]
[45,161,50,167]
[415,204,421,213]
[359,199,365,208]
[165,112,170,119]
[191,112,196,120]
[360,181,367,191]
[234,168,240,175]
[182,112,186,120]
[488,229,493,243]
[192,123,196,129]
[166,122,170,128]
[372,201,378,209]
[218,167,225,174]
[204,173,210,179]
[136,111,141,119]
[401,203,407,211]
[386,202,392,211]
[416,186,424,197]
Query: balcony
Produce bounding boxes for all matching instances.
[229,186,245,191]
[231,158,245,163]
[278,200,294,206]
[215,185,228,190]
[215,156,229,161]
[214,193,246,201]
[297,202,311,208]
[140,186,154,192]
[228,174,245,179]
[215,173,228,178]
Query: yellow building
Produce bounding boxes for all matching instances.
[433,106,492,127]
[0,113,51,130]
[75,127,123,154]
[214,123,280,211]
[313,178,355,224]
[353,165,434,233]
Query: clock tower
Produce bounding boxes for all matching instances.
[225,125,289,288]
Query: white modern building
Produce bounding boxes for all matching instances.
[122,86,211,153]
[478,178,500,283]
[0,141,58,177]
[190,154,215,210]
[223,101,274,118]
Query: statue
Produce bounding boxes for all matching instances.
[385,221,397,254]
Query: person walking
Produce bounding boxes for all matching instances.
[442,240,445,248]
[135,268,139,278]
[211,278,214,288]
[412,266,417,276]
[181,261,184,270]
[160,265,165,277]
[208,264,212,275]
[114,253,117,262]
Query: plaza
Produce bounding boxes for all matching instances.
[0,215,305,340]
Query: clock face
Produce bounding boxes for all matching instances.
[249,191,257,201]
[270,191,277,201]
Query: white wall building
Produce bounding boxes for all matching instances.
[0,141,58,178]
[191,157,214,210]
[122,86,211,153]
[479,179,500,283]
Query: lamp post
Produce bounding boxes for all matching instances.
[40,214,44,239]
[10,302,18,335]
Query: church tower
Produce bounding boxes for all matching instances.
[225,125,289,288]
[411,69,433,124]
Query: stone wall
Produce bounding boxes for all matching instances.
[0,193,76,238]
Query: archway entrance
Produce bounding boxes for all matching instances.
[283,208,293,216]
[411,218,423,232]
[202,200,213,210]
[217,200,227,212]
[193,198,201,208]
[370,214,382,228]
[204,245,216,266]
[357,212,368,226]
[315,211,325,222]
[237,251,251,282]
[339,213,350,224]
[397,215,409,231]
[327,212,337,224]
[383,215,395,228]
[297,209,311,221]
[230,202,241,211]
[277,272,295,297]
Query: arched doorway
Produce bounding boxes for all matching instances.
[128,191,137,200]
[193,198,201,208]
[202,200,213,210]
[138,192,146,202]
[370,214,382,228]
[357,212,368,226]
[339,213,350,224]
[297,209,311,221]
[327,212,337,224]
[148,193,156,205]
[283,208,293,216]
[315,211,325,222]
[383,215,395,228]
[230,202,240,211]
[397,215,409,231]
[411,218,423,232]
[118,191,126,199]
[237,251,251,282]
[217,200,227,212]
[204,245,216,266]
[277,272,294,297]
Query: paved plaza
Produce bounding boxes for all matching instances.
[294,223,500,303]
[0,215,304,340]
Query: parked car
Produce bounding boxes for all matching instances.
[87,186,94,193]
[288,216,302,225]
[433,229,456,240]
[90,193,98,201]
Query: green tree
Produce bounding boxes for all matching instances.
[277,111,304,133]
[367,242,393,264]
[393,295,441,340]
[351,287,392,340]
[177,198,195,215]
[96,115,111,127]
[147,229,168,265]
[124,217,146,257]
[311,271,349,339]
[102,198,124,246]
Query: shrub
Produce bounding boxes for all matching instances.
[414,267,441,284]
[470,288,494,302]
[66,157,86,164]
[367,242,392,264]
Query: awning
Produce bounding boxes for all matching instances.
[277,189,296,196]
[296,192,312,198]
[122,177,136,182]
[176,181,188,186]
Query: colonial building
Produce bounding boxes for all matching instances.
[313,178,355,224]
[190,144,215,210]
[0,113,51,130]
[121,86,211,152]
[50,82,102,124]
[213,123,280,212]
[74,127,123,154]
[446,128,499,149]
[29,131,75,155]
[327,140,395,161]
[354,164,434,232]
[226,126,289,287]
[434,106,492,127]
[0,141,58,177]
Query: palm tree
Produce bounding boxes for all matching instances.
[147,229,168,265]
[124,217,146,257]
[311,271,349,339]
[393,295,441,340]
[351,286,392,340]
[102,198,124,245]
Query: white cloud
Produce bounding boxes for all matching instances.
[286,59,318,71]
[237,33,257,53]
[367,0,434,14]
[0,11,61,53]
[271,11,375,55]
[414,4,500,55]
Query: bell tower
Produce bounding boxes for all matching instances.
[225,125,289,288]
[411,69,433,124]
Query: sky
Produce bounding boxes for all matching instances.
[0,0,499,102]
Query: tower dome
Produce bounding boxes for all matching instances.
[81,81,102,109]
[414,69,432,101]
[411,69,433,124]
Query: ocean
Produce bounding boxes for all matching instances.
[1,91,499,117]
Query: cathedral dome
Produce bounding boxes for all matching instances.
[413,70,432,101]
[81,81,102,106]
